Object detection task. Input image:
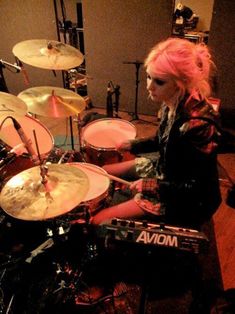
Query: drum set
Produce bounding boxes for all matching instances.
[0,39,138,313]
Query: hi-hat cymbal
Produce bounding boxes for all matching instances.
[12,39,84,70]
[18,86,86,118]
[0,92,27,117]
[0,164,89,221]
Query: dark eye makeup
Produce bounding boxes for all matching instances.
[147,74,166,86]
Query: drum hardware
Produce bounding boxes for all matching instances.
[0,163,89,221]
[73,113,83,153]
[106,81,121,118]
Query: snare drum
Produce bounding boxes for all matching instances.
[82,118,136,166]
[67,162,110,215]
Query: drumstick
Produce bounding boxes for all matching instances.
[102,172,132,186]
[80,164,132,186]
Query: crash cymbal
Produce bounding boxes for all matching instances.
[12,39,84,70]
[18,86,86,117]
[0,92,27,117]
[0,164,89,221]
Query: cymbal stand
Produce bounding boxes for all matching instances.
[53,0,76,151]
[74,114,86,159]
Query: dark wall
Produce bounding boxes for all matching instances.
[209,0,235,128]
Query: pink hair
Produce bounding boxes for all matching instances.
[145,37,215,99]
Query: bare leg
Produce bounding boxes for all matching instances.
[90,199,145,225]
[103,160,138,179]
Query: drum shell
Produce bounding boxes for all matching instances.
[82,118,136,166]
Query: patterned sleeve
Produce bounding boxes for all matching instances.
[179,118,221,154]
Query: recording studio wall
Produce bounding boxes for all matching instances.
[209,0,235,129]
[1,0,234,124]
[0,0,64,95]
[82,0,173,116]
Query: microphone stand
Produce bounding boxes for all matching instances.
[114,85,121,118]
[106,81,114,117]
[123,60,158,125]
[123,61,143,121]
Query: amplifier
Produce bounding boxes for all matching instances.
[96,218,209,254]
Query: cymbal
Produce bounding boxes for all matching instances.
[0,92,27,117]
[12,39,84,70]
[0,164,89,221]
[18,86,86,118]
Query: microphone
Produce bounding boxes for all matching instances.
[11,118,40,165]
[10,143,26,156]
[15,57,30,86]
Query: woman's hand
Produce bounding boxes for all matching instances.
[115,139,131,152]
[129,179,144,193]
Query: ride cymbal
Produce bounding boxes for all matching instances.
[0,92,27,117]
[0,164,89,221]
[18,86,86,118]
[12,39,84,70]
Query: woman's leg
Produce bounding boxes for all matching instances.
[103,160,137,179]
[90,199,145,225]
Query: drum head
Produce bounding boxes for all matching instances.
[0,115,54,156]
[82,118,136,149]
[67,163,110,202]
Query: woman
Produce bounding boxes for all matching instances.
[91,37,222,229]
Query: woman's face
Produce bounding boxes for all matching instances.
[146,65,179,105]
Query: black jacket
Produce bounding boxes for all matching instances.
[130,96,222,229]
